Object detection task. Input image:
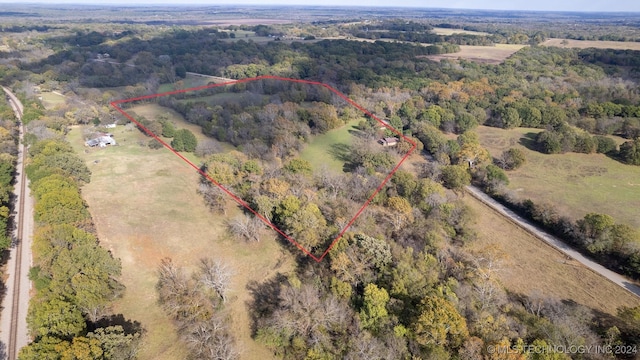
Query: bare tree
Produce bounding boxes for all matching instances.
[226,214,263,242]
[195,138,223,157]
[156,258,191,320]
[198,183,227,215]
[185,314,239,360]
[199,258,233,303]
[471,246,507,312]
[524,289,547,317]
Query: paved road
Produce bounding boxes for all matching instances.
[0,87,34,359]
[466,185,640,298]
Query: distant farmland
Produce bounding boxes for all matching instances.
[431,27,489,36]
[422,44,527,64]
[543,38,640,50]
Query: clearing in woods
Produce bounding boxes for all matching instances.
[423,44,527,64]
[39,91,66,110]
[127,103,215,144]
[476,125,640,228]
[542,38,640,50]
[300,118,361,173]
[68,124,292,360]
[157,73,223,93]
[431,27,490,36]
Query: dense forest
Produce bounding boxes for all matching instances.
[1,8,640,360]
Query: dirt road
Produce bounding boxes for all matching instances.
[0,87,34,359]
[466,185,640,298]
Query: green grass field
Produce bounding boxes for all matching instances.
[476,125,640,228]
[68,122,290,360]
[300,119,360,173]
[39,91,66,109]
[157,73,217,93]
[219,30,272,43]
[175,91,252,106]
[128,104,210,142]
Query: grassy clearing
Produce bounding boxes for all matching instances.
[219,30,272,43]
[432,27,489,36]
[543,38,640,50]
[300,119,360,173]
[175,91,253,106]
[68,124,292,360]
[39,91,66,109]
[423,44,527,64]
[128,103,212,143]
[476,125,640,228]
[157,73,218,93]
[463,194,640,315]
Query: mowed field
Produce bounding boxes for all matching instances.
[476,125,640,228]
[463,194,640,315]
[431,27,489,36]
[543,38,640,50]
[423,44,527,64]
[39,91,66,110]
[300,119,360,173]
[68,124,292,360]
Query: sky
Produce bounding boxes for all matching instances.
[4,0,640,12]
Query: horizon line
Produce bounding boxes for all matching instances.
[2,2,640,14]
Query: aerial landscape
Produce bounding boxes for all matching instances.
[0,1,640,359]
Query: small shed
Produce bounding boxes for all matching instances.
[378,137,399,147]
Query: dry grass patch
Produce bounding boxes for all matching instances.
[476,125,640,228]
[423,44,527,64]
[432,27,489,36]
[463,194,640,315]
[68,124,292,360]
[543,38,640,50]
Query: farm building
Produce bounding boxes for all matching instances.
[378,137,399,146]
[85,133,116,147]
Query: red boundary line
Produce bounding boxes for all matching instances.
[110,76,416,262]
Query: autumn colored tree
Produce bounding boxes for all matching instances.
[412,295,469,348]
[359,284,390,332]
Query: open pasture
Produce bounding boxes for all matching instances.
[432,27,489,36]
[476,125,640,228]
[423,44,527,64]
[68,124,290,360]
[543,38,640,50]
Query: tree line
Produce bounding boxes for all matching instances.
[19,135,141,357]
[0,99,18,252]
